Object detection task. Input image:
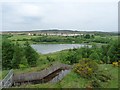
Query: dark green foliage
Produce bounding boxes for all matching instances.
[89,79,101,88]
[89,52,100,61]
[12,42,22,69]
[92,37,111,43]
[31,36,82,43]
[94,70,112,83]
[19,56,29,69]
[91,35,95,38]
[84,34,90,39]
[2,39,14,70]
[46,56,55,62]
[65,50,79,64]
[24,41,39,67]
[2,39,39,69]
[80,46,92,58]
[100,40,120,63]
[2,34,13,39]
[12,42,29,69]
[109,40,120,62]
[60,39,119,64]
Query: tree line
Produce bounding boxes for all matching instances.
[61,40,119,64]
[2,39,39,70]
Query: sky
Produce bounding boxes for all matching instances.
[0,0,119,32]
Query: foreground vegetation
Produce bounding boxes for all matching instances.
[13,64,118,88]
[1,32,119,88]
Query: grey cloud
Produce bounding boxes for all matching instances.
[1,1,118,32]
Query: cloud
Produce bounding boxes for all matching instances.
[0,0,119,3]
[1,0,118,32]
[17,4,44,17]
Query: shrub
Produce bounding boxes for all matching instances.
[46,56,55,62]
[74,58,98,78]
[19,64,28,70]
[86,77,101,88]
[112,62,118,67]
[89,79,101,88]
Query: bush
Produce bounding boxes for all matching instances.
[112,62,119,67]
[46,56,55,62]
[19,64,28,70]
[89,79,101,88]
[65,50,79,64]
[74,58,98,78]
[94,70,112,84]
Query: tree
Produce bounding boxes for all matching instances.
[24,41,39,67]
[106,40,120,63]
[19,56,29,69]
[2,39,14,70]
[65,51,78,64]
[107,56,110,64]
[89,52,100,61]
[91,35,95,38]
[12,42,28,69]
[103,56,107,64]
[81,46,91,58]
[84,34,90,39]
[110,40,120,62]
[12,42,22,69]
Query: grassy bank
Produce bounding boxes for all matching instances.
[13,64,118,88]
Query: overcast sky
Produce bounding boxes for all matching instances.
[0,0,119,32]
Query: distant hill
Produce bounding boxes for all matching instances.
[2,29,118,35]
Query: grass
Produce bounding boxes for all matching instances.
[1,34,119,88]
[8,35,39,40]
[12,64,118,88]
[98,64,118,88]
[7,35,40,45]
[1,49,68,79]
[0,70,9,80]
[1,52,119,88]
[14,61,55,75]
[13,71,88,88]
[7,34,119,45]
[1,47,119,88]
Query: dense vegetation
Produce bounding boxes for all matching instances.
[2,38,39,70]
[57,39,119,65]
[1,32,119,88]
[5,33,115,44]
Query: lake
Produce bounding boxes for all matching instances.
[31,44,90,54]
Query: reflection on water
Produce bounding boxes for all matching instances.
[31,44,91,54]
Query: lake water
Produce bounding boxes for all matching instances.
[31,44,90,54]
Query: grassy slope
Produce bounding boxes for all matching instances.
[1,44,118,88]
[15,64,118,88]
[99,64,118,88]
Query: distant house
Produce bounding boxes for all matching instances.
[28,33,33,36]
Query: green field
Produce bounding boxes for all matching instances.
[8,35,39,40]
[7,34,119,45]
